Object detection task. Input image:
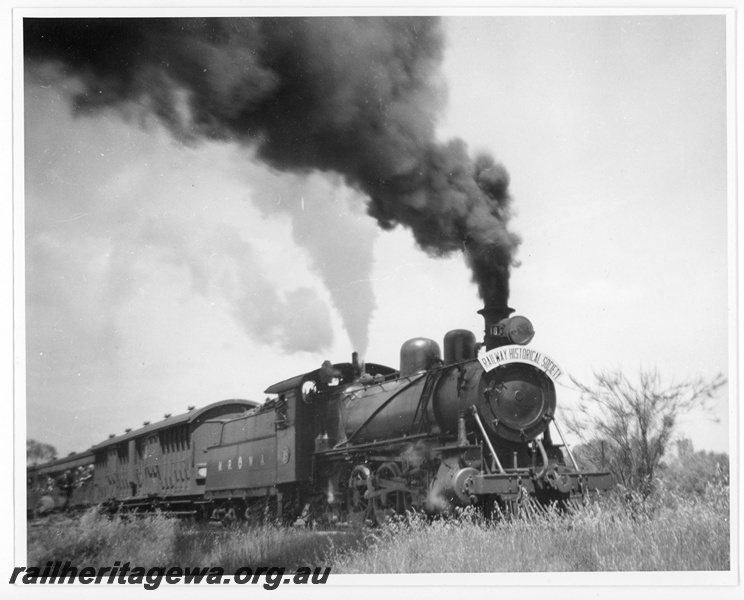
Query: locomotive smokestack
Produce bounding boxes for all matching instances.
[478,304,515,350]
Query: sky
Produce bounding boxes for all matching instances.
[17,12,731,460]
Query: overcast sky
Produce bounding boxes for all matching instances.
[19,12,731,457]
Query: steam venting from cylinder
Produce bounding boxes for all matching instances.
[24,17,521,351]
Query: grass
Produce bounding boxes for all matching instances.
[27,482,729,573]
[28,513,367,573]
[333,488,730,572]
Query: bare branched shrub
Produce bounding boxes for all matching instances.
[566,368,726,495]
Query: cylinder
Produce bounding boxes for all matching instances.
[443,329,477,365]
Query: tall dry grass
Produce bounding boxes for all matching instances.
[28,481,729,573]
[28,512,365,572]
[332,481,730,573]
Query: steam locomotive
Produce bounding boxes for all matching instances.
[27,305,614,523]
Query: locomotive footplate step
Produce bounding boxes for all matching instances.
[473,471,614,498]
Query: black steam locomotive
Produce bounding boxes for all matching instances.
[27,305,613,523]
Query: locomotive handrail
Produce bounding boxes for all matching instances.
[317,432,437,455]
[470,405,506,474]
[408,368,444,435]
[334,373,428,449]
[551,417,580,471]
[534,438,549,479]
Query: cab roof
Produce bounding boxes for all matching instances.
[264,362,397,395]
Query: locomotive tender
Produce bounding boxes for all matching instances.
[27,305,613,523]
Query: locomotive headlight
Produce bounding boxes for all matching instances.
[504,316,535,345]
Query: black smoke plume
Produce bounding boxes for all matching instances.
[24,16,520,315]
